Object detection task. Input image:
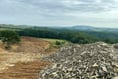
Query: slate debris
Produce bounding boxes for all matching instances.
[39,42,118,79]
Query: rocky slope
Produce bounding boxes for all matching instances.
[39,42,118,79]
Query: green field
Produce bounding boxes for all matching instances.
[42,38,70,48]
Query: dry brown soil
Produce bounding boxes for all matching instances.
[0,37,57,79]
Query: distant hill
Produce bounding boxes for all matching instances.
[0,24,118,32]
[35,25,118,32]
[70,25,118,32]
[0,24,118,44]
[71,25,95,31]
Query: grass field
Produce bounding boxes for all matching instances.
[42,38,70,48]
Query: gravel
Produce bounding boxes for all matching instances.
[39,42,118,79]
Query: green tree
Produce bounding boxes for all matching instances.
[0,30,20,49]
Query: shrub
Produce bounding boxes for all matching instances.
[55,41,61,45]
[0,30,20,49]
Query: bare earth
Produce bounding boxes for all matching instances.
[0,37,56,79]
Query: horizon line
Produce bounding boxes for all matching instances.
[0,23,118,29]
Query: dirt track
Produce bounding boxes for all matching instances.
[0,37,56,79]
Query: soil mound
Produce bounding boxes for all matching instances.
[10,37,50,53]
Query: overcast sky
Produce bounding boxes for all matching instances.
[0,0,118,28]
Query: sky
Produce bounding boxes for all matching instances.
[0,0,118,28]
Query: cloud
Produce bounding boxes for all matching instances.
[15,0,118,13]
[0,0,118,27]
[1,0,118,16]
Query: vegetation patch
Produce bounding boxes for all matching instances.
[42,38,69,48]
[0,30,20,49]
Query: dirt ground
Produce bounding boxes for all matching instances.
[0,37,56,79]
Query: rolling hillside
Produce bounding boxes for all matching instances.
[0,24,118,44]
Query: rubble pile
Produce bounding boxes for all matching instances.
[39,42,118,79]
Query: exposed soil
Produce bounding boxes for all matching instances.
[10,37,51,53]
[0,37,56,79]
[0,61,51,79]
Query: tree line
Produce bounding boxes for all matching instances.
[0,27,118,49]
[18,28,118,44]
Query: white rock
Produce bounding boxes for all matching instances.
[92,63,98,67]
[102,66,107,72]
[67,68,73,71]
[113,76,118,79]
